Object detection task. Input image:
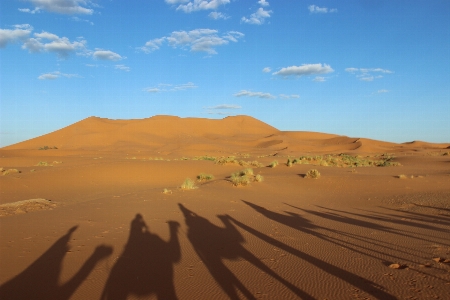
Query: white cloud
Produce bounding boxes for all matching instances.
[378,89,389,93]
[21,31,87,57]
[233,90,276,99]
[308,5,337,14]
[241,7,272,25]
[115,64,130,72]
[0,25,33,48]
[71,17,94,25]
[258,0,269,6]
[165,0,188,3]
[140,29,244,55]
[207,104,242,109]
[208,12,230,20]
[279,94,300,99]
[262,67,271,73]
[175,0,230,13]
[93,50,123,61]
[144,88,161,93]
[273,63,334,77]
[346,67,393,81]
[144,82,198,93]
[313,76,326,82]
[38,71,80,80]
[18,8,40,14]
[21,0,94,15]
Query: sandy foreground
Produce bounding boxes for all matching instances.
[1,116,450,299]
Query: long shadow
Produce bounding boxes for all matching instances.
[0,226,112,300]
[227,215,397,300]
[244,201,416,262]
[178,204,313,300]
[101,214,181,300]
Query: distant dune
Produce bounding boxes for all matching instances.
[3,115,449,154]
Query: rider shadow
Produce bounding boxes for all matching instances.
[178,203,313,300]
[0,226,112,300]
[100,214,181,300]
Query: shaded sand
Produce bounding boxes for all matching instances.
[1,116,449,299]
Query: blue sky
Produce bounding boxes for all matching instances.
[1,0,449,147]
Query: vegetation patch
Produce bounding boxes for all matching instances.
[181,178,197,190]
[230,168,263,186]
[0,199,56,217]
[268,160,279,168]
[163,188,172,194]
[1,168,21,176]
[291,153,400,168]
[215,156,263,168]
[197,173,214,181]
[35,161,52,167]
[38,146,58,150]
[397,174,407,179]
[305,169,321,179]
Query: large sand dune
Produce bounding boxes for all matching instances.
[1,115,449,299]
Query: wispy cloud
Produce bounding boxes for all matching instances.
[262,67,271,73]
[346,67,393,81]
[20,0,94,15]
[273,63,334,77]
[208,12,230,20]
[233,90,276,99]
[71,17,94,25]
[115,64,130,72]
[279,94,300,99]
[377,89,389,93]
[206,104,242,109]
[241,7,272,25]
[0,24,33,48]
[140,29,244,55]
[144,82,198,93]
[38,71,81,80]
[168,0,230,13]
[313,76,326,82]
[93,49,123,61]
[308,5,337,14]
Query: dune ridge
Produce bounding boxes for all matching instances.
[3,115,449,154]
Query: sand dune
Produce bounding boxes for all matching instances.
[1,115,449,299]
[5,115,449,155]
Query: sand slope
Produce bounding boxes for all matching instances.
[5,115,449,154]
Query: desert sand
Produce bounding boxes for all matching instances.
[0,115,449,299]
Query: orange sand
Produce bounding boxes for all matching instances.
[1,115,449,299]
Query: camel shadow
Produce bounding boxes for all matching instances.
[178,203,312,300]
[0,226,112,300]
[100,213,181,300]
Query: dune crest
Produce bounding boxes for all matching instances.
[3,115,449,154]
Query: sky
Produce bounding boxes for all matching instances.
[1,0,449,147]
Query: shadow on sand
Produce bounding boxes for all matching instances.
[178,203,313,300]
[100,213,181,300]
[240,200,397,300]
[0,226,112,300]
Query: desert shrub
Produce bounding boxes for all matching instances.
[181,178,197,190]
[305,169,321,179]
[163,188,172,194]
[397,174,407,179]
[255,174,264,182]
[286,159,293,167]
[197,173,214,181]
[231,173,251,186]
[443,152,449,156]
[35,161,52,167]
[268,160,279,168]
[2,169,20,176]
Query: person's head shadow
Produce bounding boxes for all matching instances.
[101,213,181,300]
[0,226,112,300]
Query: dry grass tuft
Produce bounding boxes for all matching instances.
[181,178,197,190]
[305,169,321,179]
[197,173,214,181]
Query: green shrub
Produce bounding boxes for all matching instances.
[255,174,264,182]
[197,173,214,181]
[305,169,321,179]
[181,178,197,190]
[268,160,278,168]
